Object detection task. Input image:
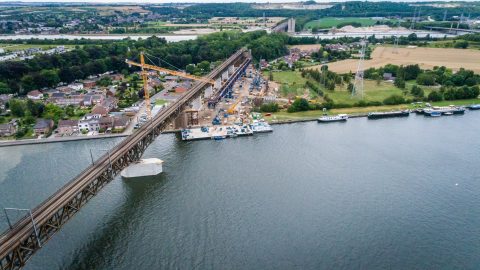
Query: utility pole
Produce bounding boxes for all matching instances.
[410,7,417,30]
[352,39,366,99]
[443,10,447,22]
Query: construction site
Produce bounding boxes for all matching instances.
[127,51,275,141]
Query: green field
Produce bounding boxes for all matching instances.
[269,70,409,104]
[304,17,389,29]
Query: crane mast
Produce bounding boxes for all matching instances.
[140,52,151,119]
[126,52,217,120]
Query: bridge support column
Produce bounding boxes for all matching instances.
[204,86,213,98]
[214,78,222,89]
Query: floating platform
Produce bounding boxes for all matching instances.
[121,158,163,179]
[181,122,272,141]
[424,106,465,116]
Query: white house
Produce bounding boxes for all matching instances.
[78,118,100,132]
[27,90,43,100]
[68,83,84,91]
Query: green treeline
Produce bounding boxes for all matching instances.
[0,31,288,95]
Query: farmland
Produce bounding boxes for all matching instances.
[313,46,480,74]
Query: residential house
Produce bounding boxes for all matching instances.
[383,73,395,81]
[102,96,118,111]
[83,95,93,107]
[56,86,75,94]
[83,80,97,89]
[82,113,102,120]
[78,118,100,133]
[91,94,105,105]
[259,59,269,69]
[27,90,43,100]
[0,123,16,137]
[99,116,114,131]
[91,104,109,116]
[109,74,124,81]
[33,119,54,136]
[57,120,78,135]
[68,83,84,91]
[113,116,130,132]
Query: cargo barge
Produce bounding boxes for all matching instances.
[367,110,410,119]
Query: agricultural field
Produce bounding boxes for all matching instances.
[314,46,480,74]
[304,17,389,29]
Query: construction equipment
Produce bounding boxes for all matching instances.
[227,98,241,114]
[126,52,216,119]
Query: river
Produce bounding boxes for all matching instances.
[1,113,480,269]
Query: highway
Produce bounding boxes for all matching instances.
[0,48,248,270]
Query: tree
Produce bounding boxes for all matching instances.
[394,77,405,89]
[288,98,310,112]
[454,40,469,49]
[40,69,60,88]
[383,94,406,105]
[97,76,113,87]
[410,85,424,98]
[427,91,443,101]
[26,100,44,117]
[9,99,26,117]
[0,82,11,94]
[416,73,436,86]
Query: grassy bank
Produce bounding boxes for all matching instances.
[263,98,480,122]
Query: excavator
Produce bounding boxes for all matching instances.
[126,52,215,119]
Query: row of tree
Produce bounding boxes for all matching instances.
[0,30,289,96]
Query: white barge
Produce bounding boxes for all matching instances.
[121,158,164,179]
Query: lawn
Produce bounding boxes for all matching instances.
[327,80,405,105]
[304,17,388,29]
[268,70,407,104]
[269,71,309,97]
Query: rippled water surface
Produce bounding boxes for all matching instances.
[1,113,480,270]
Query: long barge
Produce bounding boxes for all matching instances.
[367,110,410,119]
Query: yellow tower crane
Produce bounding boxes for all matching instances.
[126,52,216,119]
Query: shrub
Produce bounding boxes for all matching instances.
[383,94,406,105]
[288,98,310,113]
[260,102,279,113]
[427,91,443,101]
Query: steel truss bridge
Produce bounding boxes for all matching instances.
[0,48,251,270]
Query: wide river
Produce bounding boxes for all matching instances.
[1,113,480,269]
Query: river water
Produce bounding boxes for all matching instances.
[1,113,480,269]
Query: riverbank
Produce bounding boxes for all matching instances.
[264,99,479,123]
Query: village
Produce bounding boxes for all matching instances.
[0,69,202,141]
